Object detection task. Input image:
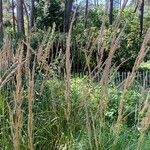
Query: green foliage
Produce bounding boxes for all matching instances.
[2,2,150,149]
[2,2,150,71]
[114,9,141,70]
[1,74,150,149]
[31,77,143,149]
[0,91,5,115]
[139,61,150,71]
[30,28,45,49]
[35,0,64,30]
[73,7,150,71]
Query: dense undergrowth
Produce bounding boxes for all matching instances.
[1,74,150,149]
[1,4,150,150]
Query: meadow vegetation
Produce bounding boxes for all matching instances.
[1,0,150,150]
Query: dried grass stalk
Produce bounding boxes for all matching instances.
[64,9,76,120]
[7,45,24,150]
[27,56,35,150]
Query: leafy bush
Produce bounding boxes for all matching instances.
[35,0,64,30]
[72,7,150,71]
[139,61,150,71]
[29,76,144,149]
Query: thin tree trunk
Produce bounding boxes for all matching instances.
[94,0,97,6]
[140,0,144,38]
[17,0,25,34]
[94,0,98,6]
[85,0,88,28]
[23,2,29,32]
[64,0,73,32]
[120,0,122,9]
[109,0,113,25]
[29,0,35,30]
[12,0,16,33]
[0,0,3,42]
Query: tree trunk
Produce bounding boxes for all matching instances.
[94,0,97,6]
[94,0,98,6]
[109,0,113,25]
[0,0,3,41]
[12,0,16,33]
[29,0,35,30]
[17,0,24,34]
[140,0,144,38]
[64,0,73,32]
[24,2,29,32]
[84,0,88,28]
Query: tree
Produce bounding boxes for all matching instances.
[35,0,64,31]
[0,0,3,41]
[84,0,88,28]
[29,0,35,29]
[16,0,24,34]
[109,0,113,25]
[11,0,16,33]
[64,0,73,32]
[140,0,144,38]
